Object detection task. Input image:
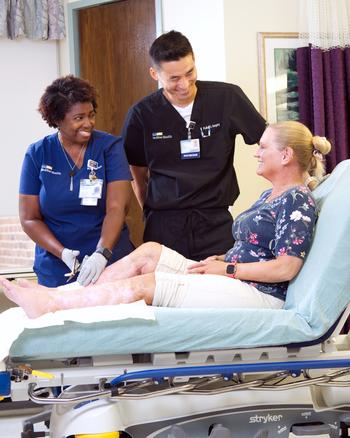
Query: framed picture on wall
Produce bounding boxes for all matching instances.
[257,32,299,123]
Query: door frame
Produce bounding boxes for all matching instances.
[67,0,164,75]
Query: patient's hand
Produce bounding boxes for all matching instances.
[202,254,225,262]
[186,260,227,275]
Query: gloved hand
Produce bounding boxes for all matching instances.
[61,248,80,271]
[77,252,108,286]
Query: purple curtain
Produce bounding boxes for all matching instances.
[297,46,350,334]
[297,46,350,171]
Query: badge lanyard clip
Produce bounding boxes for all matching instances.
[89,170,97,181]
[187,121,196,140]
[87,159,98,181]
[80,159,103,206]
[180,121,200,160]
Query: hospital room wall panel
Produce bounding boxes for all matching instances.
[224,0,299,217]
[0,39,58,217]
[0,38,58,279]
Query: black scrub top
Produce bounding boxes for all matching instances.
[122,81,266,211]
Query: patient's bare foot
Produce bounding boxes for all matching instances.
[0,276,51,319]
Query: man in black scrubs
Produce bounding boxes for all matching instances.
[122,30,266,261]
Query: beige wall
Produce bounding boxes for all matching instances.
[1,39,58,216]
[224,0,299,216]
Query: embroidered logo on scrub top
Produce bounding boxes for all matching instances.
[87,159,102,171]
[200,122,221,138]
[152,132,173,140]
[40,164,61,175]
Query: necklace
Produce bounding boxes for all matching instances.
[58,134,85,192]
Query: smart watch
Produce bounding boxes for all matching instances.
[96,247,113,261]
[226,263,237,278]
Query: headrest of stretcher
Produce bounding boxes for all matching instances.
[284,159,350,333]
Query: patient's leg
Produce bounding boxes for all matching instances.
[97,242,162,283]
[0,274,156,319]
[98,243,192,283]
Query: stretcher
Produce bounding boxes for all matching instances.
[1,159,350,437]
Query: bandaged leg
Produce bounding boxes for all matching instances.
[153,273,284,309]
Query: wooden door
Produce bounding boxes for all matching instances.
[78,0,157,247]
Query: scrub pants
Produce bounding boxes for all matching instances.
[152,246,284,310]
[143,208,234,261]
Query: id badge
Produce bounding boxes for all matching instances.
[180,138,200,160]
[79,179,103,206]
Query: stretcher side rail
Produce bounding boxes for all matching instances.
[21,357,350,406]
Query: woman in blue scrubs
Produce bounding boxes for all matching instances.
[19,75,134,287]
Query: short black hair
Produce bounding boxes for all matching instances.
[149,30,194,67]
[38,75,98,128]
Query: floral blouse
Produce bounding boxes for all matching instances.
[224,186,318,301]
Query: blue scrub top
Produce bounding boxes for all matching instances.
[20,130,133,286]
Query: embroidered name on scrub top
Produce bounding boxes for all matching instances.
[200,122,221,137]
[40,164,61,175]
[152,132,173,140]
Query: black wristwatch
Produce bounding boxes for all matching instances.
[96,247,113,261]
[226,263,237,278]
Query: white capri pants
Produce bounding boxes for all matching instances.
[152,246,284,310]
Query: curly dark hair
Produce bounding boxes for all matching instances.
[38,75,98,128]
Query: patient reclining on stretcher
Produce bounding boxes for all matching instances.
[0,122,332,319]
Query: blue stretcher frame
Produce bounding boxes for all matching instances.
[109,359,350,387]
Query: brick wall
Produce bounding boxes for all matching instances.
[0,216,35,269]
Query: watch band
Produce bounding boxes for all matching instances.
[96,247,113,261]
